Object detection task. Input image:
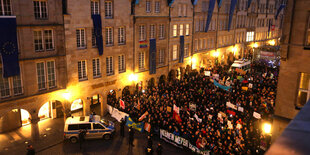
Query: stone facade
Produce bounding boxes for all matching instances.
[272,0,310,141]
[0,0,282,132]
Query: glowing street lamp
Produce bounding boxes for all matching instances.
[129,73,138,82]
[213,51,220,57]
[252,43,258,48]
[269,40,276,46]
[262,122,272,134]
[62,92,71,101]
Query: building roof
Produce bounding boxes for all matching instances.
[266,100,310,155]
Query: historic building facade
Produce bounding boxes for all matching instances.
[273,0,310,141]
[0,0,282,133]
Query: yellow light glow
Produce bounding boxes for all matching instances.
[129,73,138,82]
[62,92,71,101]
[232,47,238,53]
[262,123,272,134]
[21,109,31,125]
[191,57,197,64]
[269,40,275,46]
[38,102,50,119]
[213,51,220,57]
[252,43,258,48]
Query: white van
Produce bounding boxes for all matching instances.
[64,116,115,143]
[230,59,251,72]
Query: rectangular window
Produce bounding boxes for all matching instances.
[203,38,206,49]
[36,62,46,90]
[246,31,254,42]
[118,55,125,73]
[173,24,177,37]
[0,0,12,16]
[179,24,184,36]
[92,58,101,78]
[44,30,54,50]
[200,20,204,32]
[33,0,48,19]
[13,75,23,95]
[296,73,310,108]
[184,43,189,57]
[92,29,97,47]
[172,45,177,60]
[195,39,198,51]
[76,28,86,48]
[158,49,164,65]
[155,1,160,13]
[178,4,182,16]
[106,56,114,75]
[105,27,113,45]
[202,1,208,12]
[139,52,145,70]
[0,69,10,98]
[139,25,146,41]
[195,21,199,32]
[78,60,87,81]
[34,30,44,51]
[150,24,155,39]
[159,24,165,39]
[47,61,56,88]
[105,1,113,18]
[91,0,100,15]
[185,24,190,35]
[118,27,126,44]
[146,0,151,13]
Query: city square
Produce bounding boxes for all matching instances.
[0,0,310,155]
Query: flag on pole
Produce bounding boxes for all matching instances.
[120,99,125,109]
[138,111,149,121]
[0,16,20,77]
[247,0,253,9]
[173,104,182,123]
[275,4,285,20]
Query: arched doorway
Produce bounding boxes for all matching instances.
[0,109,31,133]
[107,90,117,107]
[71,99,83,116]
[38,102,50,120]
[122,86,131,97]
[148,78,155,89]
[90,94,101,115]
[159,75,166,85]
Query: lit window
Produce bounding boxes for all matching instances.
[172,45,177,60]
[0,69,10,97]
[179,24,183,36]
[36,62,46,90]
[146,0,151,13]
[246,31,254,42]
[105,1,113,18]
[185,24,190,35]
[139,25,146,41]
[91,0,100,15]
[118,55,126,73]
[47,61,56,88]
[155,1,160,13]
[173,24,177,37]
[296,73,310,108]
[105,27,113,46]
[159,24,165,39]
[76,28,86,48]
[118,27,126,44]
[150,24,155,39]
[139,52,145,70]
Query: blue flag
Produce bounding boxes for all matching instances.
[205,0,216,32]
[217,0,223,8]
[247,0,253,9]
[275,4,285,20]
[125,116,145,132]
[191,0,198,5]
[149,39,156,74]
[0,17,20,78]
[135,0,140,5]
[214,80,231,91]
[179,36,184,63]
[228,0,237,32]
[91,15,103,55]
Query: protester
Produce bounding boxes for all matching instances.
[120,118,125,137]
[109,61,278,154]
[129,126,135,147]
[156,143,163,155]
[26,145,35,155]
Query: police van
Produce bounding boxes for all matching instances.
[64,115,115,143]
[230,59,251,72]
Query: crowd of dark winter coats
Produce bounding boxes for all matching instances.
[108,61,278,155]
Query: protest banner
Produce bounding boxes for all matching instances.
[248,83,253,88]
[144,122,151,132]
[204,71,211,76]
[238,106,244,112]
[214,80,231,91]
[125,116,145,132]
[227,121,233,129]
[253,112,261,119]
[138,111,149,121]
[242,87,248,91]
[226,102,237,110]
[107,105,129,122]
[160,129,210,155]
[189,103,197,111]
[167,106,172,112]
[227,110,236,116]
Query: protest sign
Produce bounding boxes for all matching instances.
[214,80,231,91]
[242,87,248,91]
[138,111,149,121]
[235,68,246,75]
[226,102,237,110]
[237,106,244,112]
[167,106,172,112]
[107,105,129,122]
[253,112,261,119]
[248,83,253,88]
[204,71,211,76]
[189,103,197,111]
[227,121,233,129]
[144,123,151,132]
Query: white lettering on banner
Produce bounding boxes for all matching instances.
[108,105,129,122]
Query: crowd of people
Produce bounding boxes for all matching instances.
[108,61,278,155]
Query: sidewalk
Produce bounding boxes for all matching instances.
[0,118,65,155]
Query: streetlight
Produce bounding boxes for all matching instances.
[262,122,272,134]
